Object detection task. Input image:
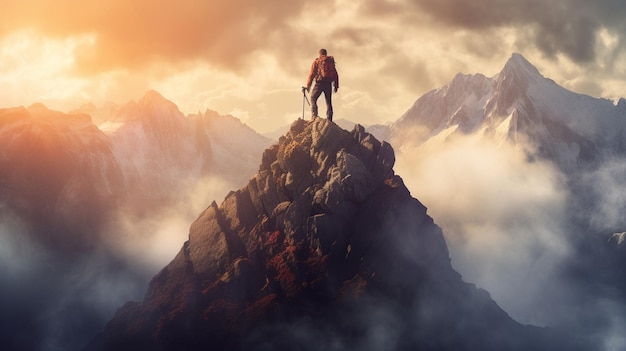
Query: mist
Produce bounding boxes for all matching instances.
[0,174,239,351]
[4,110,626,350]
[394,132,626,349]
[578,156,626,231]
[394,134,570,324]
[105,175,236,269]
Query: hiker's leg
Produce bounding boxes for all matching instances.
[323,83,333,121]
[311,83,322,117]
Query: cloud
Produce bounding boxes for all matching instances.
[409,0,626,65]
[394,133,573,326]
[578,156,626,231]
[108,175,237,268]
[0,209,146,351]
[0,172,238,350]
[391,127,626,348]
[1,0,311,74]
[3,0,626,140]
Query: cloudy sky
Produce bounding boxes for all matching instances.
[2,0,626,133]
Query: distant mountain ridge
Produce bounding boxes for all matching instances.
[0,104,124,249]
[384,53,626,345]
[0,91,273,350]
[389,53,626,170]
[0,91,272,249]
[102,90,272,202]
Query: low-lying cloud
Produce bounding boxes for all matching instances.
[394,129,626,349]
[0,174,238,351]
[579,156,626,231]
[394,134,571,326]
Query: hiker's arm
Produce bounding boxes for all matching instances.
[334,67,339,91]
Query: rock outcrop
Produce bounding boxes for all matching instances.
[87,118,587,351]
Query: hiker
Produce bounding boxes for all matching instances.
[306,48,339,121]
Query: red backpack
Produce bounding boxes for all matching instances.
[317,56,337,81]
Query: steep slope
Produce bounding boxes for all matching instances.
[0,104,124,249]
[87,119,587,351]
[391,53,626,170]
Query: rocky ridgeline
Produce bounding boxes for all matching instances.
[88,119,586,351]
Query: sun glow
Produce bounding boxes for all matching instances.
[0,31,95,109]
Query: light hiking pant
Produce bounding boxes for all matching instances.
[311,80,333,121]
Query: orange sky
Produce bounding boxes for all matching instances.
[2,0,625,133]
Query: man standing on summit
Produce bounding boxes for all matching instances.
[306,48,339,121]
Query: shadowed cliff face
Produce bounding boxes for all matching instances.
[87,119,589,351]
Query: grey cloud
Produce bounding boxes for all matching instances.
[418,0,626,64]
[1,0,316,74]
[358,0,626,66]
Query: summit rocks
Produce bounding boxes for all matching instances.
[88,119,587,351]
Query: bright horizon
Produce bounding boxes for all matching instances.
[2,1,626,133]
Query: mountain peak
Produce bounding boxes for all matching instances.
[136,90,181,113]
[506,53,537,70]
[481,53,546,119]
[497,53,543,85]
[391,51,615,170]
[139,89,168,104]
[87,118,584,351]
[112,90,184,127]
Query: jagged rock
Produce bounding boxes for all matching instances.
[87,119,588,351]
[188,202,234,279]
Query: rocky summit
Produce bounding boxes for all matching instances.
[87,118,587,351]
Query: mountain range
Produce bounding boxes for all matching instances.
[384,53,626,346]
[382,53,626,172]
[2,53,626,350]
[0,91,271,351]
[0,90,271,249]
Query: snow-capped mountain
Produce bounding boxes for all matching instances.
[385,53,626,342]
[390,53,626,170]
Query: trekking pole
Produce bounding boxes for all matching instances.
[301,86,310,119]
